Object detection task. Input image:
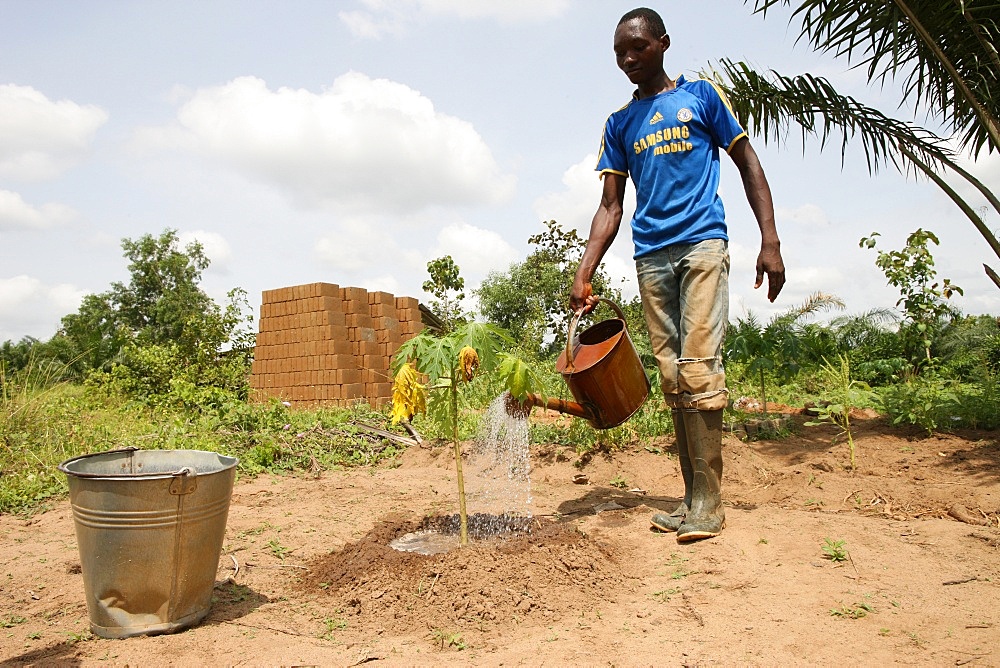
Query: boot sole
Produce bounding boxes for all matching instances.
[650,517,681,533]
[675,521,726,543]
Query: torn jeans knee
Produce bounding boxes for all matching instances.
[676,356,728,411]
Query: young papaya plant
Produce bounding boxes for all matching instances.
[392,321,543,545]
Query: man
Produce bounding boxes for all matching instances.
[570,7,785,542]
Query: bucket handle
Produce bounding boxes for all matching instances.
[565,297,628,372]
[169,467,198,495]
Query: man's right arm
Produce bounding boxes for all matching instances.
[570,173,627,313]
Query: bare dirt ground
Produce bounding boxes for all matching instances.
[2,406,999,666]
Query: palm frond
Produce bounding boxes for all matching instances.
[749,0,1000,156]
[708,60,957,176]
[768,291,846,330]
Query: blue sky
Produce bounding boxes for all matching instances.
[2,0,998,343]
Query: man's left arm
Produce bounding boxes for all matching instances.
[729,137,785,302]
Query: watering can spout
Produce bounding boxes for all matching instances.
[507,392,595,422]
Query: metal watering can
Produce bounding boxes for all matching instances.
[514,298,650,429]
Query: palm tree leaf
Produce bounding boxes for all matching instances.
[709,60,957,176]
[749,0,1000,156]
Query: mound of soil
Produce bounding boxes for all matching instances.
[300,515,626,639]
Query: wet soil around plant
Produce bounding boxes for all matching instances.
[2,406,999,666]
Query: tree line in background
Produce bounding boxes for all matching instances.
[1,220,998,515]
[4,218,999,429]
[2,229,256,406]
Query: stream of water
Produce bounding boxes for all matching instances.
[465,393,533,523]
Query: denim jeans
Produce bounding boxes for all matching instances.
[636,239,730,411]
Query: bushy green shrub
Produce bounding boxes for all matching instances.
[878,374,960,435]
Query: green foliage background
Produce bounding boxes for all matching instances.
[2,217,999,516]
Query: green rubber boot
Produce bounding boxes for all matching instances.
[651,409,693,533]
[676,409,725,542]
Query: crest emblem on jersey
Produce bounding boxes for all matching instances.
[677,108,693,122]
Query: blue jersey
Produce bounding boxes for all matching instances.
[596,75,747,258]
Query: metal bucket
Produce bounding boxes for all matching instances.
[58,447,238,639]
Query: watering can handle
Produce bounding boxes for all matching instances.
[565,297,628,372]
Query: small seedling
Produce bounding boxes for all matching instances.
[321,617,348,639]
[238,522,275,539]
[822,537,849,562]
[64,630,93,644]
[609,474,629,489]
[266,538,291,561]
[430,628,466,650]
[652,588,680,602]
[830,602,874,619]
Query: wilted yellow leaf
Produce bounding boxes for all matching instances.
[459,346,479,382]
[391,362,427,424]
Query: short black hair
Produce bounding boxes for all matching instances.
[618,7,666,38]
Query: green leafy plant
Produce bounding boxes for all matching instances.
[266,538,291,561]
[821,537,849,563]
[861,229,962,367]
[422,255,468,333]
[321,616,348,639]
[879,373,960,436]
[726,292,845,415]
[609,474,629,489]
[0,615,26,628]
[804,355,874,471]
[430,628,466,651]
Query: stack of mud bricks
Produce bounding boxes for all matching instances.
[249,282,424,408]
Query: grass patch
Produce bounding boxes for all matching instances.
[0,372,409,515]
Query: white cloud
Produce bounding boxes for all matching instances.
[0,84,108,181]
[0,275,87,341]
[531,154,640,298]
[432,221,518,278]
[315,217,425,280]
[340,0,569,38]
[0,189,76,231]
[135,73,516,214]
[775,202,830,228]
[533,154,639,233]
[533,154,603,231]
[178,230,233,273]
